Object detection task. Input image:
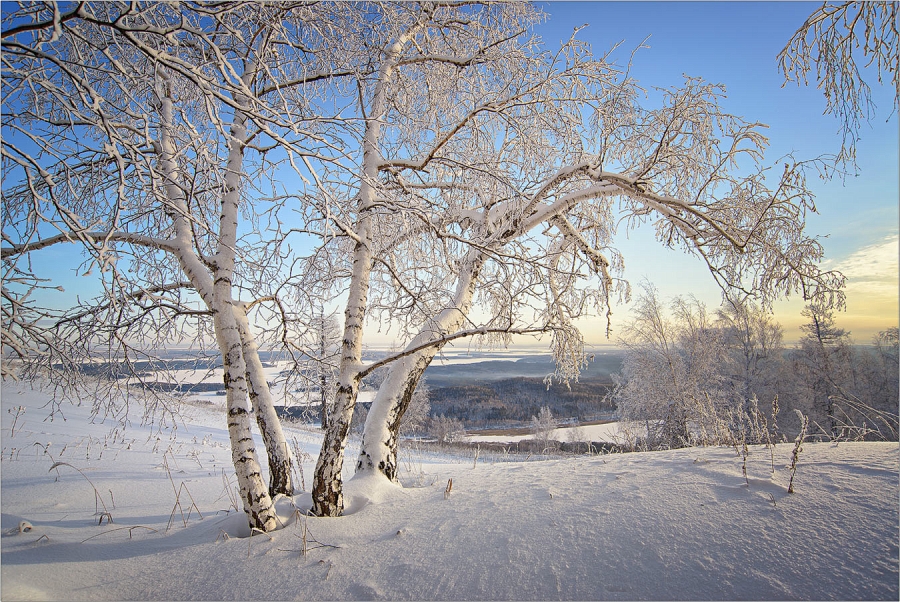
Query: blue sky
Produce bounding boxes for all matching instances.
[14,2,899,347]
[534,1,898,345]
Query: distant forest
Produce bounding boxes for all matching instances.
[428,376,615,429]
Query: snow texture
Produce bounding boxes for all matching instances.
[2,381,897,601]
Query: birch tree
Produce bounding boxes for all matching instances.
[307,1,561,516]
[531,406,557,452]
[716,297,785,415]
[1,1,351,530]
[792,304,855,438]
[351,33,847,484]
[615,285,730,448]
[306,1,631,513]
[288,3,847,515]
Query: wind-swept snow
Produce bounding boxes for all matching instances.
[2,381,897,601]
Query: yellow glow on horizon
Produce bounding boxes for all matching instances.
[365,234,899,351]
[755,234,900,344]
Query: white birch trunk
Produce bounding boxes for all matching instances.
[357,251,484,481]
[310,38,411,517]
[212,82,278,530]
[234,305,294,496]
[310,194,373,517]
[158,76,277,531]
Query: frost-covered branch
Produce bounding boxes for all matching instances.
[778,1,899,167]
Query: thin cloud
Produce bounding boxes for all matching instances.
[834,234,900,299]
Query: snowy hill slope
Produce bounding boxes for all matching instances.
[2,381,897,601]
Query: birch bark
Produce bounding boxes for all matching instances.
[356,251,483,480]
[311,36,412,517]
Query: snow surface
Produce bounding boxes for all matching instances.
[2,380,898,601]
[465,421,624,444]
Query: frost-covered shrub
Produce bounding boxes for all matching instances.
[428,415,466,445]
[613,286,733,449]
[531,406,557,451]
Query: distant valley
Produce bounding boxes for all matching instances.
[63,348,625,432]
[421,352,623,388]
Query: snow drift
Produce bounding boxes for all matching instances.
[2,381,897,600]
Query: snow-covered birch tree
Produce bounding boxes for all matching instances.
[716,297,785,416]
[1,1,353,530]
[531,406,557,451]
[305,1,632,514]
[307,1,559,516]
[614,285,730,448]
[351,39,847,483]
[295,3,846,514]
[792,303,855,438]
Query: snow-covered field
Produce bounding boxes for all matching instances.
[465,421,624,444]
[2,380,897,601]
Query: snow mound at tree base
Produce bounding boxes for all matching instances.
[341,471,405,515]
[1,382,897,600]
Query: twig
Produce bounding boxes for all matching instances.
[788,410,809,494]
[49,461,112,522]
[248,527,273,558]
[278,516,341,557]
[8,406,25,437]
[81,526,158,543]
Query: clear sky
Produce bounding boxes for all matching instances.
[14,1,899,349]
[533,1,899,346]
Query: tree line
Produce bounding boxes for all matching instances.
[428,377,614,430]
[2,2,895,529]
[614,285,899,450]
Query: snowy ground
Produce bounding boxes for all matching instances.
[464,421,624,445]
[1,380,897,601]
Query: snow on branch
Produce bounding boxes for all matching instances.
[778,1,899,167]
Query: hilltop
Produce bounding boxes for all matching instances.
[2,381,897,600]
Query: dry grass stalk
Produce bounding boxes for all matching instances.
[80,525,158,543]
[788,410,809,494]
[163,453,203,531]
[49,461,113,523]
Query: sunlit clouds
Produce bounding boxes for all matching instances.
[831,233,899,340]
[834,233,899,300]
[772,234,899,344]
